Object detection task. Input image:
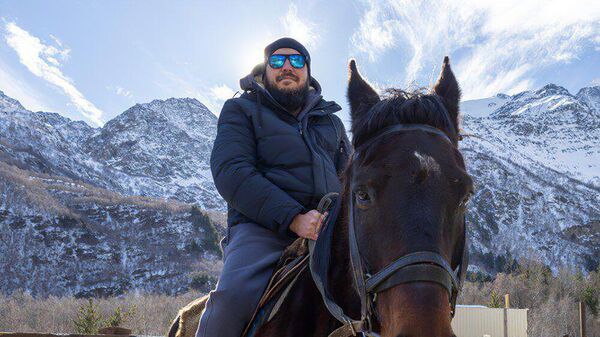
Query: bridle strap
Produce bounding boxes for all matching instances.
[368,264,455,297]
[348,189,370,323]
[328,321,366,337]
[365,251,459,295]
[308,196,366,335]
[354,124,454,154]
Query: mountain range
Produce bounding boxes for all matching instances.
[0,83,598,297]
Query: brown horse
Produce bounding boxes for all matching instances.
[169,57,473,337]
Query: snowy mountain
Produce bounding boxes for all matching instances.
[461,84,599,186]
[0,84,598,297]
[0,91,224,211]
[0,160,223,298]
[0,91,225,297]
[83,97,222,210]
[460,84,599,273]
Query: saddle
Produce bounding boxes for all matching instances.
[241,192,339,337]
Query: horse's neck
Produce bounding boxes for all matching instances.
[328,201,361,318]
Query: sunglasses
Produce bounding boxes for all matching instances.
[268,54,306,69]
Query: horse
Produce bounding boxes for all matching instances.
[169,56,473,337]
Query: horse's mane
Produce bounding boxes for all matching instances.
[351,88,458,149]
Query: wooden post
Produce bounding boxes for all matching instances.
[503,294,510,337]
[579,301,586,337]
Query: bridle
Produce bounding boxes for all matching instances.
[309,123,470,337]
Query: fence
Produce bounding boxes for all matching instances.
[452,305,529,337]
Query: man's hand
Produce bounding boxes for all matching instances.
[289,210,328,240]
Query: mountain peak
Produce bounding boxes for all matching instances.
[576,85,600,113]
[0,90,26,113]
[487,82,596,132]
[576,85,600,95]
[535,83,571,97]
[118,97,214,123]
[93,96,218,149]
[140,97,209,112]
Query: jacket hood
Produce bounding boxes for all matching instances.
[239,63,338,128]
[240,63,325,113]
[240,63,322,97]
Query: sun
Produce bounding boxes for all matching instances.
[236,37,274,77]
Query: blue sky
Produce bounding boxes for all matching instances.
[0,0,598,127]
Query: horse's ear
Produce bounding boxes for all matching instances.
[347,59,380,125]
[433,56,461,130]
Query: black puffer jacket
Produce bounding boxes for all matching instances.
[210,63,351,237]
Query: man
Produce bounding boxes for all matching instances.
[195,37,350,337]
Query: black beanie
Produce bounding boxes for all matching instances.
[264,37,311,77]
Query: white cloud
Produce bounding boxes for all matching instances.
[106,85,133,98]
[48,34,64,47]
[351,0,600,99]
[0,57,55,112]
[210,84,235,101]
[280,4,319,48]
[350,2,397,62]
[116,86,132,98]
[3,22,104,126]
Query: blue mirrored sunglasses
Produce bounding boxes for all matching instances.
[268,54,306,69]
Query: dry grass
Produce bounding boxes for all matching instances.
[0,290,205,336]
[0,161,76,217]
[1,260,597,337]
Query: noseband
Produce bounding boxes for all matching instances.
[309,124,469,337]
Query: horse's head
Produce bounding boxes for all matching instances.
[345,58,473,337]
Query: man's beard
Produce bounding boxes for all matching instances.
[264,73,309,113]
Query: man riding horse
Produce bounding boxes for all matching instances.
[195,37,350,337]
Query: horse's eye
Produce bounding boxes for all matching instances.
[355,190,370,202]
[460,191,473,207]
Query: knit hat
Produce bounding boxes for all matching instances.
[264,37,311,77]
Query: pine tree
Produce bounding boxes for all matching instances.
[73,298,102,334]
[488,290,503,308]
[104,304,137,327]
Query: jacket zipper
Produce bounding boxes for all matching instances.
[298,121,303,135]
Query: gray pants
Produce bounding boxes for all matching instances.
[195,222,294,337]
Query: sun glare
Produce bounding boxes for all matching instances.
[237,38,274,77]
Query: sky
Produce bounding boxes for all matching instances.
[0,0,598,128]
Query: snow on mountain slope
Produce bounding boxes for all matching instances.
[461,84,599,187]
[0,84,598,297]
[577,86,600,113]
[83,97,222,210]
[0,91,104,183]
[460,93,510,118]
[0,91,225,211]
[0,161,223,297]
[460,84,599,272]
[460,121,599,272]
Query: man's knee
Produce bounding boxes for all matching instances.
[213,285,262,314]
